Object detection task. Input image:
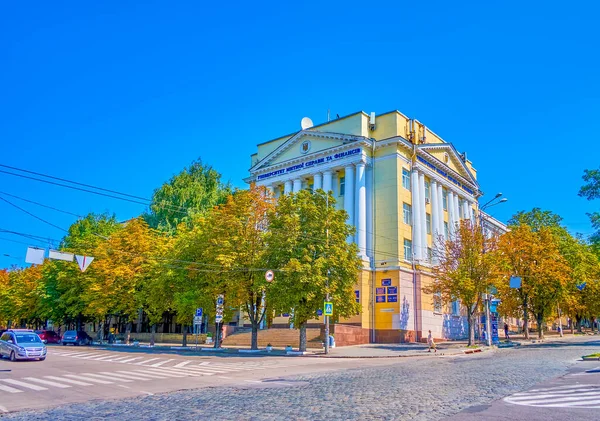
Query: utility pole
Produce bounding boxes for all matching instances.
[484,294,492,347]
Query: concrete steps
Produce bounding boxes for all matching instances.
[222,328,322,348]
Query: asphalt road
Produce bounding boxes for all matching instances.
[1,336,599,420]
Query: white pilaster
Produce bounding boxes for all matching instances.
[411,169,421,260]
[431,180,440,239]
[447,191,455,236]
[293,178,302,193]
[437,183,445,238]
[463,200,470,223]
[453,194,460,226]
[366,165,373,261]
[284,180,293,195]
[344,165,355,240]
[313,172,323,191]
[332,172,339,199]
[418,172,427,260]
[322,170,333,193]
[356,161,367,257]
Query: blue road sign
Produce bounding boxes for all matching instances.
[317,309,323,316]
[324,302,333,316]
[217,296,224,306]
[195,308,203,317]
[509,276,522,288]
[577,282,587,291]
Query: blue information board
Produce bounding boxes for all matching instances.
[376,295,386,303]
[354,290,360,303]
[376,287,386,295]
[387,295,398,303]
[381,279,392,286]
[387,287,397,294]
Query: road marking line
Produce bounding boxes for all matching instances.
[127,370,180,379]
[146,367,202,376]
[118,385,131,389]
[528,384,594,392]
[244,380,262,383]
[511,388,599,398]
[45,376,93,386]
[0,405,8,413]
[0,384,23,393]
[78,353,105,359]
[64,374,113,384]
[100,372,151,381]
[181,367,226,375]
[173,361,191,368]
[89,355,116,361]
[81,373,133,382]
[150,359,175,367]
[511,394,600,406]
[106,356,134,362]
[118,357,144,363]
[136,369,187,378]
[60,352,89,357]
[140,390,154,395]
[134,358,161,365]
[22,377,71,388]
[218,376,232,379]
[0,379,48,391]
[154,367,212,376]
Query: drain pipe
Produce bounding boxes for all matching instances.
[371,137,376,344]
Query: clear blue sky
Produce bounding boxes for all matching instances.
[1,1,599,269]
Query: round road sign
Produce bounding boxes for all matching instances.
[265,270,274,282]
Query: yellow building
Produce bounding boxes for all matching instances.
[247,110,505,343]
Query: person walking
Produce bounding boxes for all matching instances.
[504,323,510,341]
[427,330,437,353]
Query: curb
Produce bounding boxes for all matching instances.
[462,348,483,354]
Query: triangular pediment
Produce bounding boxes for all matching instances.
[418,143,479,188]
[251,130,365,172]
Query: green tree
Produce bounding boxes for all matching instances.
[426,220,497,346]
[579,168,600,248]
[267,190,361,351]
[144,158,231,232]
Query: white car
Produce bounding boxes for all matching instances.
[0,330,47,361]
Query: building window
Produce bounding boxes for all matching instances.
[426,213,431,235]
[452,300,461,316]
[444,221,449,238]
[433,293,442,314]
[442,189,448,210]
[403,203,412,225]
[340,176,345,196]
[427,247,433,263]
[402,168,411,190]
[425,180,430,201]
[404,239,412,261]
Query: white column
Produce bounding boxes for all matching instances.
[411,169,421,260]
[332,172,339,199]
[293,178,302,193]
[366,165,373,260]
[431,180,440,239]
[437,183,444,238]
[344,165,355,241]
[447,191,455,236]
[418,172,427,260]
[356,161,367,257]
[453,194,460,226]
[463,200,470,222]
[322,170,333,193]
[313,172,323,191]
[266,185,274,196]
[284,180,293,195]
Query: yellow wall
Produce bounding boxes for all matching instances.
[313,112,368,137]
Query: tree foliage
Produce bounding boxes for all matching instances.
[425,220,496,346]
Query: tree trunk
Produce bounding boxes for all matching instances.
[125,322,132,345]
[577,316,583,333]
[467,311,475,346]
[136,309,143,333]
[7,320,11,329]
[150,324,156,346]
[523,309,530,339]
[537,313,544,339]
[299,322,307,352]
[251,323,259,350]
[97,321,104,341]
[182,325,188,347]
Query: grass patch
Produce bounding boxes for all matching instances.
[465,345,480,349]
[583,353,600,358]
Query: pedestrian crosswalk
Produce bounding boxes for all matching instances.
[0,365,224,395]
[48,350,297,375]
[504,384,600,408]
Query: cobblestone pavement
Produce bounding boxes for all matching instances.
[2,337,598,421]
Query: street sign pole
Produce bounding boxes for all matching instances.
[485,294,492,347]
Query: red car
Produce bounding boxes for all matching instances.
[35,330,61,344]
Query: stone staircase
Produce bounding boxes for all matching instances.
[221,328,323,349]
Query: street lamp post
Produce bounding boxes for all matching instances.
[479,193,507,347]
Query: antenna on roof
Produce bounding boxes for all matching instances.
[301,117,314,130]
[327,109,330,122]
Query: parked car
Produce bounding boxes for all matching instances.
[61,330,92,346]
[35,330,61,344]
[0,330,47,361]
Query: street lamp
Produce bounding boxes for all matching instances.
[479,192,507,347]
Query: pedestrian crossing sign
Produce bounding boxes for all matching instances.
[324,302,333,316]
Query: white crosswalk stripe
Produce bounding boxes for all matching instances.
[80,373,133,382]
[0,379,48,391]
[0,384,23,393]
[115,370,171,380]
[173,361,190,368]
[504,384,600,408]
[22,377,71,389]
[135,358,161,365]
[45,376,94,386]
[99,372,151,381]
[150,359,175,367]
[64,374,113,384]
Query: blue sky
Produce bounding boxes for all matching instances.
[1,1,599,269]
